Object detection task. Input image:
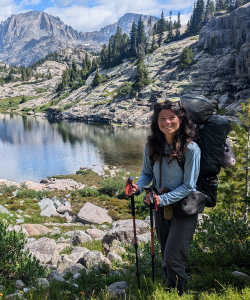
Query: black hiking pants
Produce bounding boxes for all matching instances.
[154,206,198,289]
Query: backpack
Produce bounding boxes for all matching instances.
[180,94,231,207]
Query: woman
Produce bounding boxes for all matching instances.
[130,98,200,296]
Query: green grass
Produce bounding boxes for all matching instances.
[93,99,112,107]
[79,240,102,252]
[0,94,47,111]
[0,169,250,299]
[35,88,47,93]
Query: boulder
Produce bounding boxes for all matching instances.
[107,252,123,262]
[46,179,80,191]
[0,204,10,215]
[108,281,128,298]
[85,229,107,240]
[63,230,92,240]
[24,181,45,191]
[15,280,25,289]
[56,243,72,253]
[38,198,59,217]
[7,225,29,236]
[57,205,72,214]
[102,219,149,254]
[46,270,65,282]
[77,202,112,224]
[71,263,85,275]
[68,246,89,264]
[137,232,151,243]
[35,278,50,288]
[22,224,52,236]
[109,240,127,255]
[82,250,112,269]
[57,255,75,276]
[232,271,250,281]
[24,237,60,265]
[72,234,92,246]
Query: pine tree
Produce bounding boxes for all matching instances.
[179,47,194,68]
[157,11,165,46]
[92,68,103,87]
[151,32,158,52]
[100,44,108,66]
[175,11,181,38]
[167,11,174,40]
[130,21,138,57]
[137,16,147,55]
[133,56,151,90]
[204,0,212,24]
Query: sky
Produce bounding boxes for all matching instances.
[0,0,194,33]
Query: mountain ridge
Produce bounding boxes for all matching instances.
[0,11,158,66]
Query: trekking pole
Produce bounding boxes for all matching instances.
[144,186,158,283]
[125,176,140,290]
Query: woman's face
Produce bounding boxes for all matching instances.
[158,109,181,142]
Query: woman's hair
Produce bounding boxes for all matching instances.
[148,99,195,163]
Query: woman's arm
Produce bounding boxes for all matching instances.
[135,143,154,194]
[158,143,201,206]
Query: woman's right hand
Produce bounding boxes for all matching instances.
[128,183,140,196]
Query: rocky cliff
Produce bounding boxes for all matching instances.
[0,11,158,66]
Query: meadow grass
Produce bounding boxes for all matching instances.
[0,170,250,299]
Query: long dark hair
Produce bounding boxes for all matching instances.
[148,99,195,163]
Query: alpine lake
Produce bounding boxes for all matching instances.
[0,113,150,183]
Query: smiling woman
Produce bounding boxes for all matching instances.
[129,99,201,296]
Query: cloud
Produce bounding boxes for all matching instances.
[0,0,24,22]
[20,0,42,5]
[45,0,170,32]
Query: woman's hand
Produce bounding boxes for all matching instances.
[128,183,140,196]
[144,193,160,205]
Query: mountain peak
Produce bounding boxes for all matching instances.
[0,11,159,66]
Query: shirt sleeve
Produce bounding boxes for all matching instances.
[158,143,201,206]
[136,143,154,193]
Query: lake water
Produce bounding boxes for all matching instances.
[0,113,150,183]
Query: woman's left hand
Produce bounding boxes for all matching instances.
[153,193,160,206]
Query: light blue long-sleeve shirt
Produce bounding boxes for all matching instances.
[136,141,201,207]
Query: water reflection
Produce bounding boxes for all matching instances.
[0,113,149,183]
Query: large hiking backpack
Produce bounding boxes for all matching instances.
[180,94,231,207]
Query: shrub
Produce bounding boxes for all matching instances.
[0,185,18,194]
[187,211,250,290]
[98,178,126,198]
[179,46,194,68]
[0,220,46,285]
[16,188,48,200]
[74,188,100,197]
[116,82,133,97]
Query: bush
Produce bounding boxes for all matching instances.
[0,185,18,194]
[0,220,46,285]
[16,188,48,200]
[98,178,126,198]
[116,82,133,97]
[74,188,100,197]
[179,46,194,68]
[187,211,250,290]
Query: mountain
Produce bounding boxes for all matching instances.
[0,11,158,66]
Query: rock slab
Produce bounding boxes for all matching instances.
[77,202,112,224]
